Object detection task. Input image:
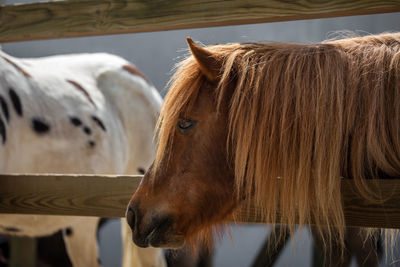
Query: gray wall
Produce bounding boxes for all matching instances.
[2,4,400,266]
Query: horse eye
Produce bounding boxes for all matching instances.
[177,119,197,132]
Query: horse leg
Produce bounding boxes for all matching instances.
[62,217,100,267]
[121,218,166,267]
[346,228,381,267]
[314,227,381,267]
[250,225,291,267]
[311,227,352,267]
[37,230,72,266]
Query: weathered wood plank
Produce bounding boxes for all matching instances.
[231,179,400,228]
[1,174,400,229]
[0,0,399,43]
[0,174,141,218]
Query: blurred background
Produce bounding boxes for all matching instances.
[1,1,400,266]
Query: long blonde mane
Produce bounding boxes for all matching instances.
[156,33,400,245]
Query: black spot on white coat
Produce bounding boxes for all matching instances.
[91,115,106,132]
[88,140,95,148]
[69,116,82,127]
[31,117,50,134]
[64,227,73,236]
[83,126,92,135]
[4,227,20,232]
[137,168,146,175]
[0,96,9,122]
[9,88,22,117]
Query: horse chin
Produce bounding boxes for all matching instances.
[132,231,185,248]
[150,235,186,249]
[149,229,185,248]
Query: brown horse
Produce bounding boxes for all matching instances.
[127,33,400,251]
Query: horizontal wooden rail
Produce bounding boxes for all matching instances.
[0,174,140,218]
[0,0,399,43]
[1,174,400,229]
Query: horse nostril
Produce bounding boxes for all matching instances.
[126,205,136,231]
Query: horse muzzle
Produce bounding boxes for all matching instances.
[126,201,185,248]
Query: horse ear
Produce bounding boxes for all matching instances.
[186,37,222,82]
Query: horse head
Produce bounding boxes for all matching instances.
[126,38,238,248]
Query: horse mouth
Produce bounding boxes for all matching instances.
[131,215,185,248]
[132,230,185,248]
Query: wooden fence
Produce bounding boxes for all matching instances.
[1,0,400,42]
[1,174,400,229]
[0,0,400,229]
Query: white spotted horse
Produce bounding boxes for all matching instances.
[0,51,166,267]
